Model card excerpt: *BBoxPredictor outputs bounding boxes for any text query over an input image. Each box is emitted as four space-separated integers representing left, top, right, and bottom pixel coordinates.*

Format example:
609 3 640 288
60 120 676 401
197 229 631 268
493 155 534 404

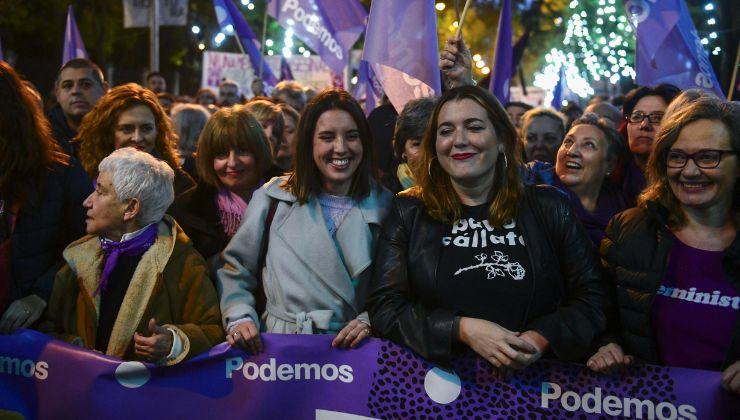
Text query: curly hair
76 83 180 178
0 61 68 207
406 85 522 227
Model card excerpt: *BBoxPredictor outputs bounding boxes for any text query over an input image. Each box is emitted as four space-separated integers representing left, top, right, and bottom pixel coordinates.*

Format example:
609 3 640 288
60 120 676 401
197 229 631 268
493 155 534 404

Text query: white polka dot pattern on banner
114 361 151 389
423 367 462 404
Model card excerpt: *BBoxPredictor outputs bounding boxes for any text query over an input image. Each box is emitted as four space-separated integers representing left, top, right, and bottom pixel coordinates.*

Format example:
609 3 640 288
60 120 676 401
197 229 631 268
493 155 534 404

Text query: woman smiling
368 86 604 370
554 113 627 245
589 97 740 394
169 105 273 264
217 89 392 353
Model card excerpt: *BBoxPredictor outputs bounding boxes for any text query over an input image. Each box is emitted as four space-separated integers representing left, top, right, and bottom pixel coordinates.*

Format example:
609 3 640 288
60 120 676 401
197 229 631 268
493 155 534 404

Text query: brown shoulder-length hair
283 88 376 203
404 85 522 227
77 83 179 178
196 104 274 188
639 97 740 227
0 61 68 207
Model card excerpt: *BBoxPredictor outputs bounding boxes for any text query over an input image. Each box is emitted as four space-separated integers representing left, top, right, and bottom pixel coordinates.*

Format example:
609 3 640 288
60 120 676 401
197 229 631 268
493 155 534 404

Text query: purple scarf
95 224 158 296
215 187 251 237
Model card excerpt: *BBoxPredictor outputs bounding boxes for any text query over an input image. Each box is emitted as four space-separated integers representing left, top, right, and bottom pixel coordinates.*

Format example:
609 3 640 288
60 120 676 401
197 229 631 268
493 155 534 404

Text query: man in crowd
218 79 243 107
146 71 167 94
49 58 109 157
272 80 307 112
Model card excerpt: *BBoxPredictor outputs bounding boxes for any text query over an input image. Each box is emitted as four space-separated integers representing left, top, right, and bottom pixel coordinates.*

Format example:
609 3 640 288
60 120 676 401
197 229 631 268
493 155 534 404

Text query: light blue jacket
217 177 393 334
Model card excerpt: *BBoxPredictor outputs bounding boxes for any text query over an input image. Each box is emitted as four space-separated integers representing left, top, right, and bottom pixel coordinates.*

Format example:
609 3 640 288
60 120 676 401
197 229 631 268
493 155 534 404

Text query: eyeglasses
665 149 738 169
627 112 664 124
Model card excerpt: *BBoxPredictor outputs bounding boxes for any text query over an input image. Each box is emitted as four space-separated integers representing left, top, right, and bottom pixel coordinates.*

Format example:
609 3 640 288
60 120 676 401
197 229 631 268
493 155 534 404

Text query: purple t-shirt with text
653 238 739 370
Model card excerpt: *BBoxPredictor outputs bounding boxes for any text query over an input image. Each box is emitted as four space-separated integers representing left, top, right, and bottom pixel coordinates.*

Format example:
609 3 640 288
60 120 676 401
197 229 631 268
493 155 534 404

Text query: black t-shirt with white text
436 204 532 331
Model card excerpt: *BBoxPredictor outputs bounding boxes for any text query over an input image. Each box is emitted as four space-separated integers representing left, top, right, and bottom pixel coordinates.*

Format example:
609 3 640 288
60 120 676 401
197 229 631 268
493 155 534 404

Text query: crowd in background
0 32 738 396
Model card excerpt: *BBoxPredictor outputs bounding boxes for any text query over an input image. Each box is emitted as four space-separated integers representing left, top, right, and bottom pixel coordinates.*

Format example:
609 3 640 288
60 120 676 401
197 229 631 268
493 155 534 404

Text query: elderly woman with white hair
41 147 223 365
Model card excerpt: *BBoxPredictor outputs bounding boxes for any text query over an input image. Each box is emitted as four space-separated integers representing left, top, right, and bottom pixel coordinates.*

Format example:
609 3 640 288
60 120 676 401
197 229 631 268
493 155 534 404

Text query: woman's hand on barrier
227 320 262 354
0 294 46 333
459 317 539 370
586 342 634 374
721 361 740 395
332 319 371 349
133 318 173 362
518 330 549 367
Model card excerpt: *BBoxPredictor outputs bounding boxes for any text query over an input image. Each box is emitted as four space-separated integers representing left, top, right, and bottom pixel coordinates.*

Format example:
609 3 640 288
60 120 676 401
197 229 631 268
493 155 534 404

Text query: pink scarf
215 188 249 237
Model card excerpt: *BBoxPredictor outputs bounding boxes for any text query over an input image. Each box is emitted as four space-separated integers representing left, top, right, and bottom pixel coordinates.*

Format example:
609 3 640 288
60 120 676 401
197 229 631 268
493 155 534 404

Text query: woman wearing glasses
615 84 679 205
587 97 740 395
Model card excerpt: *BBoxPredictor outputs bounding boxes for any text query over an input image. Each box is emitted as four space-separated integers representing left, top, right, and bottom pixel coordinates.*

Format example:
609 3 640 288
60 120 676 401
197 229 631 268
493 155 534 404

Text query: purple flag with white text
490 0 513 104
62 5 88 67
362 0 441 113
623 0 724 98
213 0 278 86
267 0 367 76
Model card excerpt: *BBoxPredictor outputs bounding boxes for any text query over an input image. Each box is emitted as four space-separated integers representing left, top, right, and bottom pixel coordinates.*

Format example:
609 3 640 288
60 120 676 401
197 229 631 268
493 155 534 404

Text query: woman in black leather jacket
367 86 605 369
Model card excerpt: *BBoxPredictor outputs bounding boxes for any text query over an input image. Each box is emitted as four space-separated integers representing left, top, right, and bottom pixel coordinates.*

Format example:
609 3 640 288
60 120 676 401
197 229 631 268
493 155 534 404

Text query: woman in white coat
218 89 393 353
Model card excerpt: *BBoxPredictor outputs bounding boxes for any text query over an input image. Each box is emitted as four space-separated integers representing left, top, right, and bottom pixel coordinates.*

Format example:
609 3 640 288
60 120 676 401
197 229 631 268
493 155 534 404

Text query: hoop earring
428 156 437 180
503 153 508 169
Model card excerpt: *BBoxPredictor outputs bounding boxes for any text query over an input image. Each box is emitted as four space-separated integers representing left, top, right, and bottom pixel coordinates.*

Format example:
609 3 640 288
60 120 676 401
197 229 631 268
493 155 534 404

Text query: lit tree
534 0 636 103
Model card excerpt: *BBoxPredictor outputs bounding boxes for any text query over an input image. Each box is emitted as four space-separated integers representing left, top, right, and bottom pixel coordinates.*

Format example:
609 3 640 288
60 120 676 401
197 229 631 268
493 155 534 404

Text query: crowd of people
0 32 738 397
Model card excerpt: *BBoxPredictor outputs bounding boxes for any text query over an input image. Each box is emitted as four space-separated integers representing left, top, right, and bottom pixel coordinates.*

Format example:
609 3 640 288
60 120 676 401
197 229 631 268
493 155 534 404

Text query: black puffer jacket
599 202 740 369
367 185 605 365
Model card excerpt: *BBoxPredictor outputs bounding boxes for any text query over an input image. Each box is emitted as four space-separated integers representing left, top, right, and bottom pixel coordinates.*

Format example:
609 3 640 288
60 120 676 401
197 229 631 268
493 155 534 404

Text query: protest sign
123 0 188 28
200 51 333 97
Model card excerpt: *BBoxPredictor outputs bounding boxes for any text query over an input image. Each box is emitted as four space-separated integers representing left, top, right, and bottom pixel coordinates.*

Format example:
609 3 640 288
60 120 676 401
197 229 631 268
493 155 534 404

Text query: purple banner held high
62 5 88 67
623 0 725 98
267 0 367 76
213 0 279 86
1 329 737 419
490 0 513 104
362 0 441 114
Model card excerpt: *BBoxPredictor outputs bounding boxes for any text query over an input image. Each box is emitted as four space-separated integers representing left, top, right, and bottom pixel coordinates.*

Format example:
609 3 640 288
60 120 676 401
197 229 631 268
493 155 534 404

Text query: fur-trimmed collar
61 215 179 359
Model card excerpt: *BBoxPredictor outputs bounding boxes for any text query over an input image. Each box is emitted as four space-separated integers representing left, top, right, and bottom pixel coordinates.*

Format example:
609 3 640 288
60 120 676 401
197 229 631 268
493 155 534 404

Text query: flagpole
258 3 269 79
455 0 472 38
729 40 740 101
149 0 160 71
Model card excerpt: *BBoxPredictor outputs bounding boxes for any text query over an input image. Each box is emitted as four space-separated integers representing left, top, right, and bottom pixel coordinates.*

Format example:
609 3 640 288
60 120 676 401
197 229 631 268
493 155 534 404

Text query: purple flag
362 0 441 113
213 0 279 86
352 60 382 116
279 56 294 81
624 0 724 98
490 0 513 104
267 0 367 75
62 5 88 67
551 66 566 110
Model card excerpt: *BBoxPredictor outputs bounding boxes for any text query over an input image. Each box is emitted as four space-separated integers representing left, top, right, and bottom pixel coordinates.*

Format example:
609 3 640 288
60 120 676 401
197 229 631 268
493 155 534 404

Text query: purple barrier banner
0 330 736 419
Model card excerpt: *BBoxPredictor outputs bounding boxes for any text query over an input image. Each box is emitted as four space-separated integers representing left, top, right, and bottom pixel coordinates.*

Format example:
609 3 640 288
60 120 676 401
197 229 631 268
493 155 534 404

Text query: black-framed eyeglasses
665 149 738 169
627 112 664 124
